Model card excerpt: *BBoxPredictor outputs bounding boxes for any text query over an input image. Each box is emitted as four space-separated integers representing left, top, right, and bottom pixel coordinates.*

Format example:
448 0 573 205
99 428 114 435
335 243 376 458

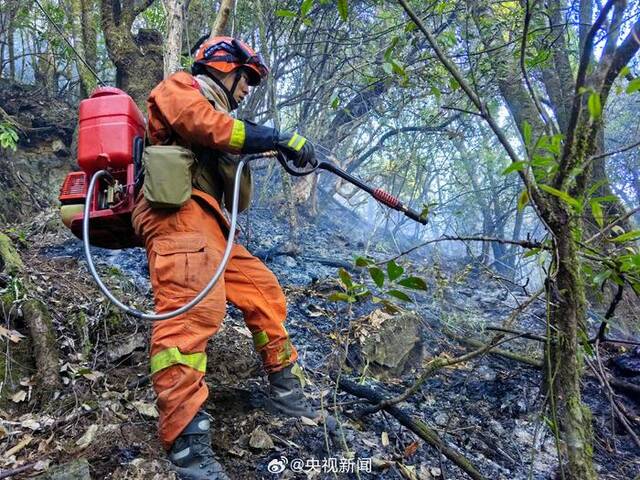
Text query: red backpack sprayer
59 88 426 320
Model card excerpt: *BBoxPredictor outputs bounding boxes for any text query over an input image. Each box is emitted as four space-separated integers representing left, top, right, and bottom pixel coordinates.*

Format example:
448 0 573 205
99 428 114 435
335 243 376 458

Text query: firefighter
132 36 317 480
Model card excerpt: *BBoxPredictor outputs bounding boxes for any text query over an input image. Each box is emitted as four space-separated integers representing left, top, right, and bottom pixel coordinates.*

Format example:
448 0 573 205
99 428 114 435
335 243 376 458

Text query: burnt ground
1 190 640 480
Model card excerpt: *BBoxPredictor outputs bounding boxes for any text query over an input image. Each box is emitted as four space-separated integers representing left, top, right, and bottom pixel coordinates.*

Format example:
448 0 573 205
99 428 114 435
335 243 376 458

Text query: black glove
276 131 316 168
240 122 316 168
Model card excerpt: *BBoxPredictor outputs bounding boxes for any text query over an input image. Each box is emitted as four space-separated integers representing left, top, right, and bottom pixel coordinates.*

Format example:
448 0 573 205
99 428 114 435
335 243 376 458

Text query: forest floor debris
0 205 638 479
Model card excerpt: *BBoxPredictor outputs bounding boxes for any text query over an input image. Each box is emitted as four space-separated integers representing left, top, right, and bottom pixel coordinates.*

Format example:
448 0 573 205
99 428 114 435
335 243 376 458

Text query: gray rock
280 255 297 268
37 459 91 480
51 139 69 157
489 419 505 436
249 426 274 450
355 310 423 379
477 365 497 382
107 332 146 363
434 412 449 427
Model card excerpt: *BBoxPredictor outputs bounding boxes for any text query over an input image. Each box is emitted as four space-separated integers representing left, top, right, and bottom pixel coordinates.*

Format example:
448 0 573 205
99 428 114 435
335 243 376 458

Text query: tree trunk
8 20 15 80
210 0 234 37
162 0 186 77
255 0 299 246
0 233 61 404
101 0 163 109
70 0 97 97
545 213 596 480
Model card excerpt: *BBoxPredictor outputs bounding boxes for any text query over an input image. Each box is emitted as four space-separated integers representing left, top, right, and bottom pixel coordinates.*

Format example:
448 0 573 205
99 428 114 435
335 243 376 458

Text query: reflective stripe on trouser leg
253 330 269 349
150 347 207 375
133 196 228 450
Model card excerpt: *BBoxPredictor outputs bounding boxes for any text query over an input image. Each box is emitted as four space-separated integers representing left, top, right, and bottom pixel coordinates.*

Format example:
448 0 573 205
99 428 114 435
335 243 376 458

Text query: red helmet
194 36 269 86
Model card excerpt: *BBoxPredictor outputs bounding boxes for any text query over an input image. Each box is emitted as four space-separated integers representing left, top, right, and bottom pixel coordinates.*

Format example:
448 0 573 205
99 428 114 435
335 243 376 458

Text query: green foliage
328 258 428 311
611 230 640 243
0 123 19 151
419 202 437 222
369 266 384 287
589 199 604 228
502 161 528 175
539 184 582 211
517 189 529 211
522 120 532 146
330 93 341 109
337 0 348 20
276 9 297 17
301 0 314 16
386 259 403 281
582 226 640 295
587 92 602 120
140 1 166 32
625 78 640 94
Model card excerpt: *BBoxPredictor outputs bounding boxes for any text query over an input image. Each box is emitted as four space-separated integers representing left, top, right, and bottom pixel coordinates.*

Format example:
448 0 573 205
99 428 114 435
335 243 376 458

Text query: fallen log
0 233 61 403
448 331 640 401
337 377 486 480
445 330 543 368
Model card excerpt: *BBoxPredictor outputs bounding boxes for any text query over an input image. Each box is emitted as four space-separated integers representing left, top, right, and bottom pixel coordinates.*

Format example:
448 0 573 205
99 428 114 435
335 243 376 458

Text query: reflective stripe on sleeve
150 347 207 375
230 119 246 149
287 133 307 152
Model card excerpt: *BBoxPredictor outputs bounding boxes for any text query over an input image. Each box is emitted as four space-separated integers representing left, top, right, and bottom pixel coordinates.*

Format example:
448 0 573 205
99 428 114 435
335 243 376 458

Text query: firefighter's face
222 70 251 104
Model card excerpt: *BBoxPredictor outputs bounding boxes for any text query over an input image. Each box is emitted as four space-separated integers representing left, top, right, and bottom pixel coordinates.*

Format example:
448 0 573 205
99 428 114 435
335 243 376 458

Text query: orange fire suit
132 71 297 450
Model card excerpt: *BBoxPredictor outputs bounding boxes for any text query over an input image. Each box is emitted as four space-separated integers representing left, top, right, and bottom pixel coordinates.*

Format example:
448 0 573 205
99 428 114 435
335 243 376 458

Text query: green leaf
404 21 417 32
619 66 630 77
275 9 297 17
430 86 441 101
522 120 532 146
387 289 411 302
590 200 604 228
382 62 393 75
531 155 557 168
449 77 460 91
337 0 348 20
390 59 406 77
592 270 611 288
517 189 529 212
354 288 371 299
369 267 385 287
611 230 640 243
588 92 602 120
338 268 353 288
591 195 618 203
354 256 373 267
330 94 340 109
539 184 581 209
301 0 313 16
585 179 608 197
626 78 640 94
502 161 528 175
523 247 541 258
328 292 355 302
386 260 404 281
435 0 448 14
397 277 427 290
578 329 594 357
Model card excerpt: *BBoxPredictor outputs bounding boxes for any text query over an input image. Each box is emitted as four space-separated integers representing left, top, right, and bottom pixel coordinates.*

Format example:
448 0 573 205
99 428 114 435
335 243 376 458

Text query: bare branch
382 235 546 265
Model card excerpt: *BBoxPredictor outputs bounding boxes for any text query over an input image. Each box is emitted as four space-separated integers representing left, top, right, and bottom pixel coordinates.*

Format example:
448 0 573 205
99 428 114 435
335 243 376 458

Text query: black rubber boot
267 363 319 419
168 410 230 480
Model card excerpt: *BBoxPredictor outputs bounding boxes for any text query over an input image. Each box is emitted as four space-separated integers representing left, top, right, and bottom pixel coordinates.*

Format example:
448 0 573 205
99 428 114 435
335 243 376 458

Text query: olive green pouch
142 145 195 209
